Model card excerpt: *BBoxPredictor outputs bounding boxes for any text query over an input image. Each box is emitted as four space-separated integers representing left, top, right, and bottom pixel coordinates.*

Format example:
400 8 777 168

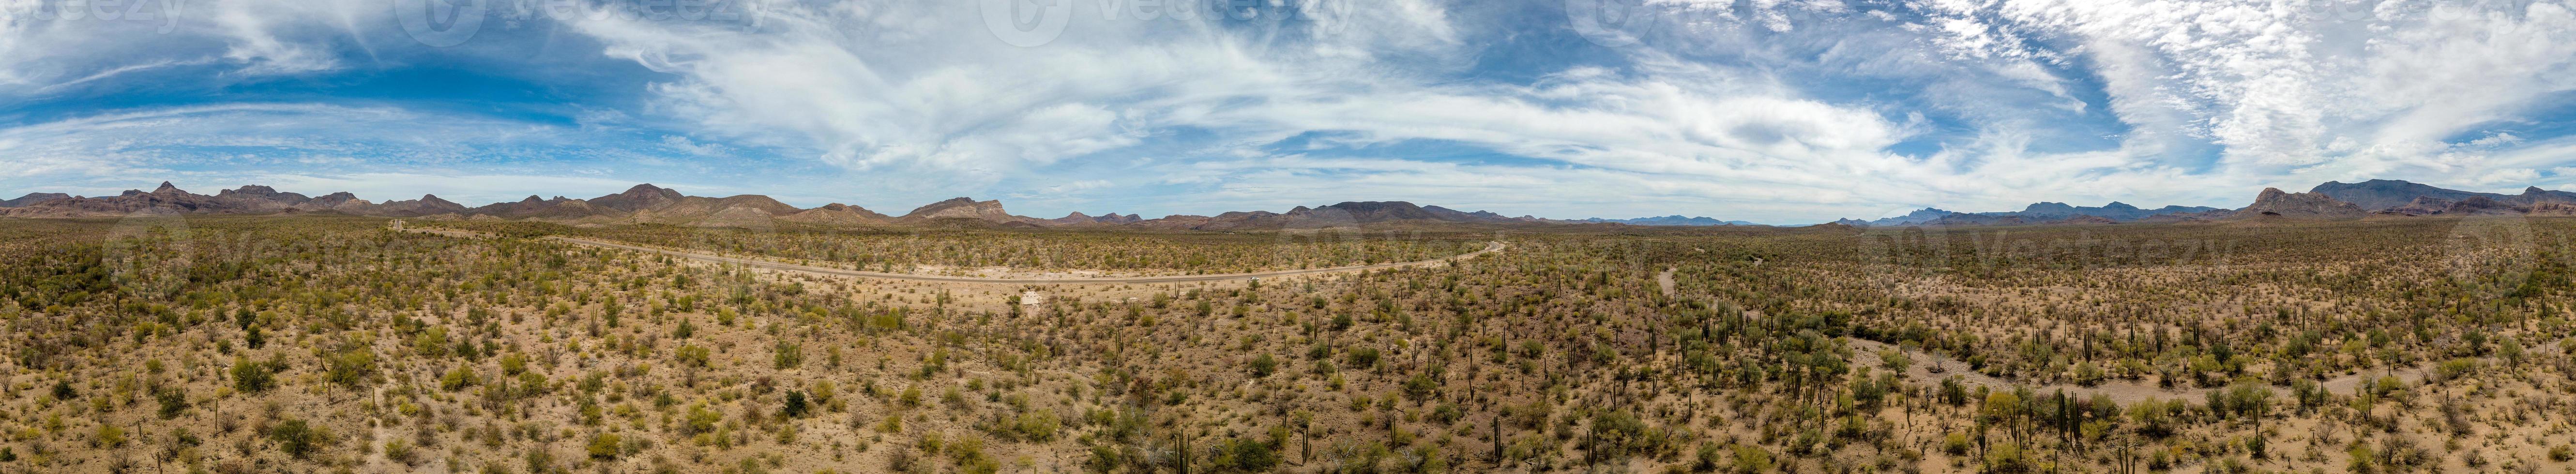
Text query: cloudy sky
3 0 2575 223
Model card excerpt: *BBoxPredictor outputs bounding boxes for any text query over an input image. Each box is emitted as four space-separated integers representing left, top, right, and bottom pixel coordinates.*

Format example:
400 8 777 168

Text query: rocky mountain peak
589 183 686 211
622 184 683 200
902 197 1018 222
216 185 309 204
2022 202 2076 212
311 191 361 206
2232 187 2364 220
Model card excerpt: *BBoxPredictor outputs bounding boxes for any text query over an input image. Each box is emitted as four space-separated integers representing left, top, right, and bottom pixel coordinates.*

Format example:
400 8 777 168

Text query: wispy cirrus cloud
4 0 2576 223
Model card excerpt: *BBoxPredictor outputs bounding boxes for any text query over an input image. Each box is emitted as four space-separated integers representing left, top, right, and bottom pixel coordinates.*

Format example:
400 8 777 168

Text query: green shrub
782 391 810 418
268 419 330 459
94 424 126 448
1731 444 1774 474
1013 411 1060 442
500 353 529 375
441 364 480 391
1249 354 1278 378
384 439 417 465
676 345 711 367
774 342 804 369
1347 346 1379 367
325 347 378 388
1219 437 1277 472
588 433 622 459
155 388 190 419
231 356 277 393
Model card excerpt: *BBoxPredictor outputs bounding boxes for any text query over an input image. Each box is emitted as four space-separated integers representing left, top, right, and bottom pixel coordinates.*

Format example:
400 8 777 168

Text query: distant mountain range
1844 202 2230 227
0 183 1574 231
2308 179 2576 213
1582 216 1766 226
1838 179 2576 227
12 178 2575 230
2229 179 2576 220
1926 179 2576 224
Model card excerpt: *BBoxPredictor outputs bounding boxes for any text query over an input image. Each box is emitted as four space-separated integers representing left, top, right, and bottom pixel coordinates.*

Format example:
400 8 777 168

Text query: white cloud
1896 0 2576 193
659 135 726 156
8 0 2576 222
558 0 1956 220
0 0 393 93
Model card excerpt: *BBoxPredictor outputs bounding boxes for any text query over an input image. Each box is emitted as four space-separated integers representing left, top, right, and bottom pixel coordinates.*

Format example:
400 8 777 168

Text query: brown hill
2312 179 2576 211
2442 196 2531 216
587 183 686 212
626 193 803 226
901 197 1036 224
452 185 810 226
1182 201 1525 230
2134 209 2232 223
0 182 272 217
2383 196 2454 216
2534 202 2576 216
469 195 617 220
780 203 894 225
2046 215 2119 225
318 194 470 217
308 191 361 207
1044 212 1144 226
2311 179 2498 211
2228 188 2365 220
0 192 71 207
1918 214 2028 226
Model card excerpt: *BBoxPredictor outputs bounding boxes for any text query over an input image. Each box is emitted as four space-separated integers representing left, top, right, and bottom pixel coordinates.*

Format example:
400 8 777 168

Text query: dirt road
1657 267 1676 296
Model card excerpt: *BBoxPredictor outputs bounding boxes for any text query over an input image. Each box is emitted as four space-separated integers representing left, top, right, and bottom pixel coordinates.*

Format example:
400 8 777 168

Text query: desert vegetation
439 220 1485 278
3 214 2576 474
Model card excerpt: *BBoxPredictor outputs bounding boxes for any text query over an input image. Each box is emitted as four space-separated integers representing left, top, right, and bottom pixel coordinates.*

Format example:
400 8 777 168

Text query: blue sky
5 0 2576 223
